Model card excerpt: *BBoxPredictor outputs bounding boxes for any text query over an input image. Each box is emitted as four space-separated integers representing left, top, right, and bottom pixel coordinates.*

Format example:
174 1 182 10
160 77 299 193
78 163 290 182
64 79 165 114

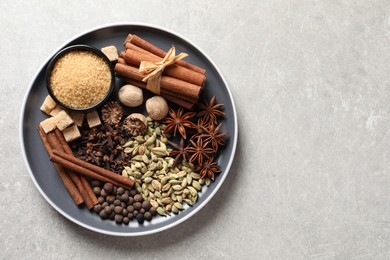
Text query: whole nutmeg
118 84 143 107
145 96 169 120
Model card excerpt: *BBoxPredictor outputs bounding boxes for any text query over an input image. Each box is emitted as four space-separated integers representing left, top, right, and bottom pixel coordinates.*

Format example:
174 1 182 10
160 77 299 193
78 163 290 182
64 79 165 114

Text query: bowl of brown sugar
46 45 115 112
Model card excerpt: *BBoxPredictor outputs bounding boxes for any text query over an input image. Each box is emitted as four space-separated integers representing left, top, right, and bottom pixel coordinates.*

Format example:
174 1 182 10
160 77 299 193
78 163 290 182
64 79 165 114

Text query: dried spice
101 101 123 125
186 137 214 166
163 107 196 140
194 158 221 181
121 119 202 215
196 96 225 125
91 180 157 224
164 99 227 182
72 123 130 173
200 123 227 151
122 113 147 136
168 138 189 167
189 117 208 141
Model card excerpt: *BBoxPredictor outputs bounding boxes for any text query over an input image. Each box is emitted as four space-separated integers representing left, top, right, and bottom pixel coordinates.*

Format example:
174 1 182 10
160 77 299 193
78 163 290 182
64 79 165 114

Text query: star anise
164 107 196 139
201 123 227 151
168 138 189 167
189 117 208 141
196 96 225 125
195 158 221 181
186 137 214 166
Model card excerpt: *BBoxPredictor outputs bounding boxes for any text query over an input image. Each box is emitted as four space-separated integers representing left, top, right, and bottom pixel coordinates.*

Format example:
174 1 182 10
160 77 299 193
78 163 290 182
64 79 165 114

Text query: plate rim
19 22 238 236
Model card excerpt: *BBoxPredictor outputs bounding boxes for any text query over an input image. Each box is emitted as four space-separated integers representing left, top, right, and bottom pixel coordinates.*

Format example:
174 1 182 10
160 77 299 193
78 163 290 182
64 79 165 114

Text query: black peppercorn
97 196 105 204
144 212 152 221
120 193 129 202
93 204 102 213
91 180 100 187
114 206 123 214
100 189 108 197
115 214 123 224
93 187 101 196
133 202 142 210
104 206 112 214
99 210 107 219
136 213 144 224
149 207 157 216
142 201 151 211
103 183 113 193
117 187 125 195
127 205 134 213
133 194 143 202
122 209 129 217
106 195 115 204
129 189 137 197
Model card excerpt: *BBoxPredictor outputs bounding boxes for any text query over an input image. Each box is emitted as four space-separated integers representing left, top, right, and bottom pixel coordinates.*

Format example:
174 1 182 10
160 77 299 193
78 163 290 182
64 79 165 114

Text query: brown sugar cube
49 105 63 117
69 111 85 127
40 95 57 115
40 117 56 133
53 110 74 131
40 103 51 115
62 125 81 142
101 46 118 62
86 111 101 128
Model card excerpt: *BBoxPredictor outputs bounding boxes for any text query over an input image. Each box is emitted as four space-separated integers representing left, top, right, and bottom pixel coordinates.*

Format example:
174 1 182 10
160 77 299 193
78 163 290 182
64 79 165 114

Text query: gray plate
20 23 238 236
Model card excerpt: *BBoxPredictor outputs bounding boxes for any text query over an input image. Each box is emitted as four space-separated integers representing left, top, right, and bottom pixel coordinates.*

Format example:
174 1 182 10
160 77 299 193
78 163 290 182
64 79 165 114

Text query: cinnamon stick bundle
116 34 207 109
115 63 202 100
123 49 206 86
124 34 206 75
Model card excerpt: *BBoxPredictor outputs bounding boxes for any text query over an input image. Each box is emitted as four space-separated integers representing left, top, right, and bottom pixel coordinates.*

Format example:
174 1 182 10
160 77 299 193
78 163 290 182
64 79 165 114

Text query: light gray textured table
3 1 390 259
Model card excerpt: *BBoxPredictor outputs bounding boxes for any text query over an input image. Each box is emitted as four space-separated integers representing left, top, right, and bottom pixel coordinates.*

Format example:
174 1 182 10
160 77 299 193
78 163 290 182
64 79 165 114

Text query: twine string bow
139 46 188 94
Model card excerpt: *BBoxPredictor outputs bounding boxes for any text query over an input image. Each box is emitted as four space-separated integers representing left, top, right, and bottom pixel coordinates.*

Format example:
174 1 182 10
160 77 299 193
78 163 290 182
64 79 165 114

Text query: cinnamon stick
50 130 94 209
50 152 131 189
124 34 206 75
54 129 73 154
46 129 94 207
124 49 206 86
53 163 84 206
125 42 152 56
54 129 98 208
38 126 53 155
51 149 134 189
114 62 201 100
38 127 84 206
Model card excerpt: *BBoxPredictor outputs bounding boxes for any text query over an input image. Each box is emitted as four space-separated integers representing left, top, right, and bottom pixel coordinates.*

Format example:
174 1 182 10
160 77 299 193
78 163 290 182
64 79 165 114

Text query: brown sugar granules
50 50 111 109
